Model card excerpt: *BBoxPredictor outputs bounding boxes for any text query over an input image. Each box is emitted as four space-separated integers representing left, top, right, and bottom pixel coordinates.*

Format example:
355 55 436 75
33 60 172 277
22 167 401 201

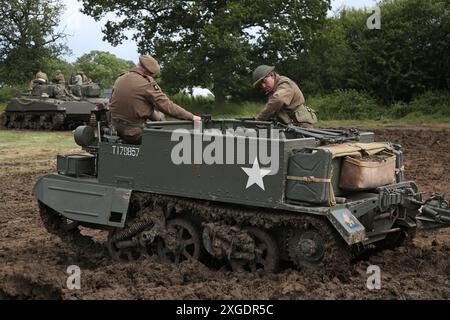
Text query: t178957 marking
112 145 140 157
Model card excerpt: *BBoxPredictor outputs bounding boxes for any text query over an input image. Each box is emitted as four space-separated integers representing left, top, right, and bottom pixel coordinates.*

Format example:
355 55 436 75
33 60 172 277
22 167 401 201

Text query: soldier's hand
192 115 202 121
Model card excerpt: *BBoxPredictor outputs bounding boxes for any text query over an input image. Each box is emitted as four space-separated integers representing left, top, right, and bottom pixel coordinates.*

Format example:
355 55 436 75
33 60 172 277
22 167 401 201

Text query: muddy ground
0 127 449 300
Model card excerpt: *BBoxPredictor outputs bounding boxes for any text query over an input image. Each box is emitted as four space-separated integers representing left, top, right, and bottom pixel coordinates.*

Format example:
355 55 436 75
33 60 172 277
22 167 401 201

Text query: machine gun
277 123 360 144
236 117 361 144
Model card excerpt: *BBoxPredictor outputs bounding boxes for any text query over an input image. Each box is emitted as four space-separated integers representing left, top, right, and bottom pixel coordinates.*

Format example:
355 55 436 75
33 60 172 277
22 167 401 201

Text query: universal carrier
33 119 450 271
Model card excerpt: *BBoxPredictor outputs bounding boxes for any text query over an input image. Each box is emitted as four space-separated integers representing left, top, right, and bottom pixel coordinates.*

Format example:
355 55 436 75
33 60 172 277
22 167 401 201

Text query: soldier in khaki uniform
52 71 73 98
71 73 83 85
252 65 317 127
109 55 201 144
70 72 83 97
28 71 49 92
79 71 92 84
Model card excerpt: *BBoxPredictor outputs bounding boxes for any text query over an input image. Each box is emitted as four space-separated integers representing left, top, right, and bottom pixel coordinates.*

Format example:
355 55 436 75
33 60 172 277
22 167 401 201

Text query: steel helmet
252 65 275 87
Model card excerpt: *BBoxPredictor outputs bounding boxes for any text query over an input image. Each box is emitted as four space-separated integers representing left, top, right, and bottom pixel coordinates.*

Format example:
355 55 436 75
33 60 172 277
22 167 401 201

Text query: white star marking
241 158 271 191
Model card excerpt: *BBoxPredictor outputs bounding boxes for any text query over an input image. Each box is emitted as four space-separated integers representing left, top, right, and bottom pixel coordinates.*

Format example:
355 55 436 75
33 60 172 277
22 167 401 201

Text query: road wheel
230 227 280 273
157 218 202 264
51 113 65 130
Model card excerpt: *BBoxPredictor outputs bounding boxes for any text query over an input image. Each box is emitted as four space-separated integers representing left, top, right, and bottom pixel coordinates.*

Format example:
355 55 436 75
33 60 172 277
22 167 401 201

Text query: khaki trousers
112 119 144 145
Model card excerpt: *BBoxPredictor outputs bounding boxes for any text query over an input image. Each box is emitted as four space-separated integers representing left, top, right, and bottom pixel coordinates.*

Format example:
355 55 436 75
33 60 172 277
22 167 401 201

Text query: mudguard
33 174 131 227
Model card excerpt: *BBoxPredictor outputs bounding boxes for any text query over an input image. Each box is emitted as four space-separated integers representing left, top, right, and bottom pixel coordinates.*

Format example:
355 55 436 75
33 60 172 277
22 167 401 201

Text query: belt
285 104 303 116
112 118 144 128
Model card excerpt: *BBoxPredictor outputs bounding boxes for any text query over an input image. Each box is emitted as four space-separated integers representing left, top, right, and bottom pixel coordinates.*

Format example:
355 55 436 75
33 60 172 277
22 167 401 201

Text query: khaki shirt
256 75 305 122
109 67 193 124
73 75 83 85
81 74 92 84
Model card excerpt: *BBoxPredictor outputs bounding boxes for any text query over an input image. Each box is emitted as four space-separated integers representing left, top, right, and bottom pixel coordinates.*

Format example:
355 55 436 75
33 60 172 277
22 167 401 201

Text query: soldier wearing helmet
109 55 201 144
28 71 49 92
51 70 73 98
52 70 66 85
71 72 83 86
252 65 317 127
79 71 92 84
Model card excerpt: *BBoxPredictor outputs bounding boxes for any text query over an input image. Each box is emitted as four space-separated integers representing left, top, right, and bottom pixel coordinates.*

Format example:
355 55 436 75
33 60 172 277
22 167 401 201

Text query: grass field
0 130 80 175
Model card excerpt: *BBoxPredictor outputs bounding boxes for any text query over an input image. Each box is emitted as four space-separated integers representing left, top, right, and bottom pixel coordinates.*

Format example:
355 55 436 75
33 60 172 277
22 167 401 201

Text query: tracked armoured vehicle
1 83 108 130
33 119 450 271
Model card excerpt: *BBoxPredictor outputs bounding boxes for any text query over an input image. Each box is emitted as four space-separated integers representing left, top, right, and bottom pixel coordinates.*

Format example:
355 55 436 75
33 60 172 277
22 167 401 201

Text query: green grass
318 114 450 127
209 102 263 119
396 112 450 124
0 130 81 175
164 101 264 120
0 130 78 151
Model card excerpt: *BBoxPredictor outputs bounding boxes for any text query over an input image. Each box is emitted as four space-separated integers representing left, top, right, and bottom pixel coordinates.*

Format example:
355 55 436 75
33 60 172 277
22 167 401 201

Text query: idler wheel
38 201 80 237
38 201 95 249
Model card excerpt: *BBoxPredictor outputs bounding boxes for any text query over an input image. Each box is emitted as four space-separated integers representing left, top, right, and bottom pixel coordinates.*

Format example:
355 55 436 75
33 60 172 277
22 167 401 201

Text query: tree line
1 0 449 107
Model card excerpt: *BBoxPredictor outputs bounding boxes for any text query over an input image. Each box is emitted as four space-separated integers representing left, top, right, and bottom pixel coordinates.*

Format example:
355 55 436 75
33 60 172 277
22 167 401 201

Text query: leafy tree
304 0 450 103
81 0 331 106
0 0 68 85
372 0 450 102
289 16 360 96
73 51 134 88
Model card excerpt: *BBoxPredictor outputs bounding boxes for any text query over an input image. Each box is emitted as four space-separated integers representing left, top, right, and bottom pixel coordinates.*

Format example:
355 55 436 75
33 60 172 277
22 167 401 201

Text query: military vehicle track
1 111 66 130
40 192 354 273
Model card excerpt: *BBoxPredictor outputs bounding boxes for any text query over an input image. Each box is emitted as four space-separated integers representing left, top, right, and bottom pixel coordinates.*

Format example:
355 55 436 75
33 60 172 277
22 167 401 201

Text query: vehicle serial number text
112 145 140 157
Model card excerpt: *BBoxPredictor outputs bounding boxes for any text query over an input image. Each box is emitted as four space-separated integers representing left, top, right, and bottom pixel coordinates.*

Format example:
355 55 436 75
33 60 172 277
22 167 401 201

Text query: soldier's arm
255 84 294 121
145 84 194 120
28 80 34 92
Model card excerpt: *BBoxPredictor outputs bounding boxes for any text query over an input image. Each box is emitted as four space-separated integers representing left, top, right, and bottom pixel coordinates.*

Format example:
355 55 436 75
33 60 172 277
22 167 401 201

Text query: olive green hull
33 120 425 247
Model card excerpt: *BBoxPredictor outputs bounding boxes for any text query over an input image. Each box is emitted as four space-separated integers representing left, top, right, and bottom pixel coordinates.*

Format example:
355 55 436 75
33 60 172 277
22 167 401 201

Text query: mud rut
0 128 449 299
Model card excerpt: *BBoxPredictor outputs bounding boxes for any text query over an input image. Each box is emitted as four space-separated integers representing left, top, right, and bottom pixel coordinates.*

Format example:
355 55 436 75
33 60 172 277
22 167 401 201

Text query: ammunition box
57 154 95 177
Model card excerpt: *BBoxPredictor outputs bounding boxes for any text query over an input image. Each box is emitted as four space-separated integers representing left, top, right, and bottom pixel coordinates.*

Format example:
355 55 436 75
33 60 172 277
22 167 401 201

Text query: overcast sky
60 0 378 64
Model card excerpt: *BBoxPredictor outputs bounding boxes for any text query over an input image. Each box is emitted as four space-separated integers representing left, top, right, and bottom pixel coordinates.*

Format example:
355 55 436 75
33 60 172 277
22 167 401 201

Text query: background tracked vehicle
33 119 450 272
1 83 108 130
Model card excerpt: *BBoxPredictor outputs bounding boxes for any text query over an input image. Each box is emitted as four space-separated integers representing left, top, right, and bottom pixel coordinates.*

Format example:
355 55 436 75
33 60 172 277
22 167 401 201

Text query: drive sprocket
286 216 353 272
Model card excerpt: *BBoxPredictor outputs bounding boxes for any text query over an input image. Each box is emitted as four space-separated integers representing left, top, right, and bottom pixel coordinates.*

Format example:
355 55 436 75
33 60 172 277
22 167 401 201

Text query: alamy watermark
170 121 281 175
366 6 381 30
66 265 81 290
366 265 381 290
